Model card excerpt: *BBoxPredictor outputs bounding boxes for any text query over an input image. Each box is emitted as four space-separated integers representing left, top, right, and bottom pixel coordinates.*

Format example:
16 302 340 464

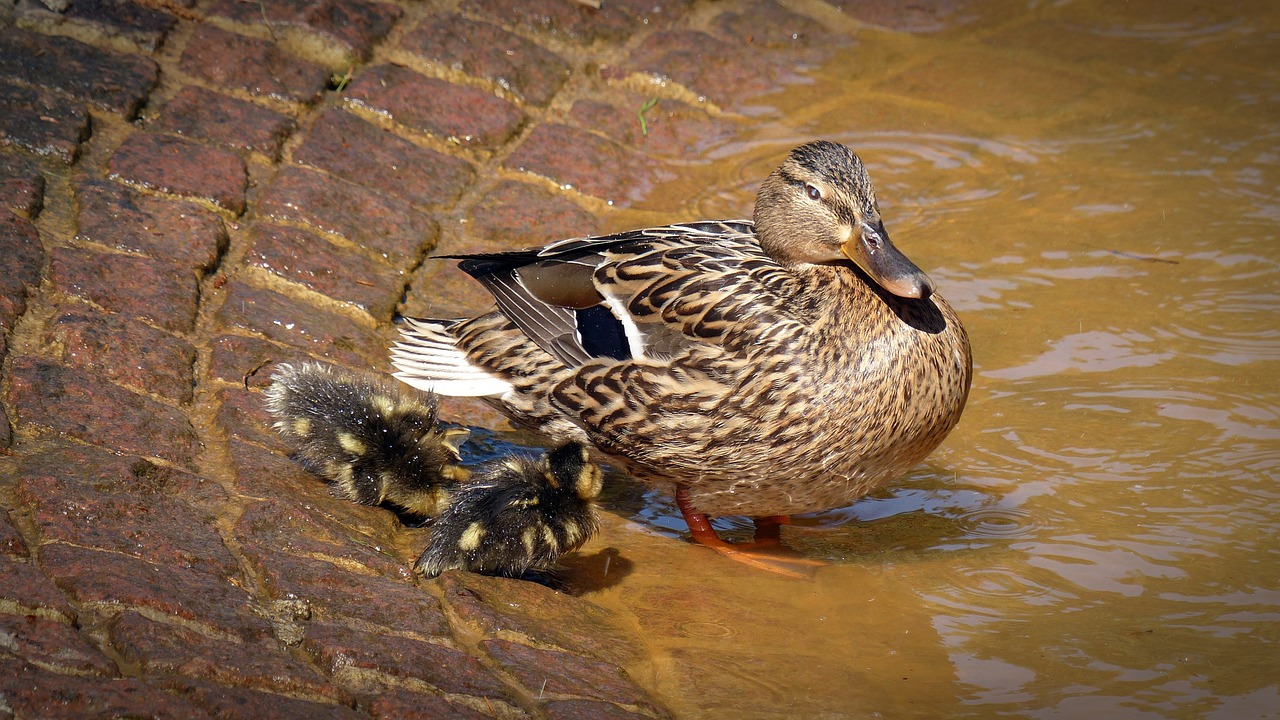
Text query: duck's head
754 140 935 299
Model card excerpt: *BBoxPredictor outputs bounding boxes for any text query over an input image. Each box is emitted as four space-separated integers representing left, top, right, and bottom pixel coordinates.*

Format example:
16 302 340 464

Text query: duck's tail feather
391 317 513 397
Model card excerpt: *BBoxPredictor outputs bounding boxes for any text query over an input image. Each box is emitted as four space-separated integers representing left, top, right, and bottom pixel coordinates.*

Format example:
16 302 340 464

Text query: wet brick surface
0 1 881 715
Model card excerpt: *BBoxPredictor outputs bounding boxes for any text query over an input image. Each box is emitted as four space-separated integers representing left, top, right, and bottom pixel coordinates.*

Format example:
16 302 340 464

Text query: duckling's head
754 140 935 299
542 442 603 501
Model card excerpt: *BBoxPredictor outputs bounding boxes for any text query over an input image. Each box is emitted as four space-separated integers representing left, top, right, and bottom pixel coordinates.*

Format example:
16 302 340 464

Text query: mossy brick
0 154 45 215
166 679 368 720
0 82 91 164
505 123 674 206
567 97 740 158
244 223 405 321
75 179 227 271
482 639 658 708
39 543 271 641
302 622 517 701
0 27 158 117
180 24 329 105
155 86 295 159
0 658 207 720
258 166 439 267
109 132 248 214
7 357 202 467
46 307 197 404
0 613 119 677
49 245 199 332
343 64 524 149
108 610 350 705
295 109 474 209
401 15 569 106
827 0 977 33
20 0 177 54
14 445 234 575
367 687 493 720
0 211 44 331
214 280 387 367
205 0 401 58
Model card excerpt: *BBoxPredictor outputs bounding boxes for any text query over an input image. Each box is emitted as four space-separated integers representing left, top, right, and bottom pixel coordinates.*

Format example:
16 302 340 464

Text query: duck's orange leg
675 487 819 580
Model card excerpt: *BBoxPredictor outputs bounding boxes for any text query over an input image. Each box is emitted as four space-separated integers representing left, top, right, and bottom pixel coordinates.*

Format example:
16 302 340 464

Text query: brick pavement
0 0 948 716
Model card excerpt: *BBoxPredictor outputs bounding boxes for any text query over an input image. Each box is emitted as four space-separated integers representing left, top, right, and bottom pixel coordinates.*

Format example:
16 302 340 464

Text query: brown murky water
547 1 1280 718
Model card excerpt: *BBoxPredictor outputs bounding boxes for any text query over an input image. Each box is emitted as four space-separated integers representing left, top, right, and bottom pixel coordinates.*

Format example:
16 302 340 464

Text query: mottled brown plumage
392 140 972 523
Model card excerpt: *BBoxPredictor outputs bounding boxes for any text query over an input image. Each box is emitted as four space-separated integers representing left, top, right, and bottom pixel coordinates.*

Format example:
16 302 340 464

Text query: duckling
265 362 470 517
416 442 602 579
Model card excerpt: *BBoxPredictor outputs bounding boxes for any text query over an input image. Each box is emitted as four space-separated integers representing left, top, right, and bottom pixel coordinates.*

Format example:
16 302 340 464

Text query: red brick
19 0 177 54
545 699 662 720
249 549 450 634
244 223 404 321
829 0 977 33
461 0 690 44
402 15 569 106
0 82 92 164
14 445 234 575
108 610 349 704
567 96 741 158
180 24 329 105
0 555 78 623
343 64 524 149
214 280 387 366
0 153 45 215
622 29 794 112
258 166 439 267
0 657 207 720
155 86 295 159
225 439 334 506
0 211 44 331
0 513 29 559
505 123 675 206
302 622 517 701
467 179 599 245
7 357 202 468
712 0 849 51
217 385 291 452
49 245 200 332
109 132 248 214
367 687 492 720
208 334 318 390
437 572 642 669
0 613 118 677
75 179 227 271
46 307 197 403
295 109 474 208
0 27 159 117
206 0 401 58
40 543 271 640
482 639 657 707
167 679 367 720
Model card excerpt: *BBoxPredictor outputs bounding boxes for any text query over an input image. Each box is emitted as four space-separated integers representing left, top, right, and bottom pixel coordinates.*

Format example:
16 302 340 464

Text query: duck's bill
841 224 935 299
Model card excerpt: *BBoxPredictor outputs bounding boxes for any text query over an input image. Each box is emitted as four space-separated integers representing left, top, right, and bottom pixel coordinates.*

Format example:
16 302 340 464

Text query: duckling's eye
805 184 822 200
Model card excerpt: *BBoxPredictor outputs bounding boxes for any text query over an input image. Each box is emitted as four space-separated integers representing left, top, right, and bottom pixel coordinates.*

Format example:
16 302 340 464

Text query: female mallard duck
391 140 972 575
418 442 602 580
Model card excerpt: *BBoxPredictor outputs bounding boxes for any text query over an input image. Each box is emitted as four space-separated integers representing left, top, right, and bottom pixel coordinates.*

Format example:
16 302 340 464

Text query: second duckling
417 442 603 579
265 362 471 517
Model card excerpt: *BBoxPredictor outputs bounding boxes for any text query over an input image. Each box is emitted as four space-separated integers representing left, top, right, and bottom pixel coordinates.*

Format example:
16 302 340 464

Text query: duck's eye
805 184 821 200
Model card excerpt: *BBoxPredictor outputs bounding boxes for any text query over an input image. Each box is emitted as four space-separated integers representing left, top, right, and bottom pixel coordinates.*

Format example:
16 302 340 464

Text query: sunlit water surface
469 1 1280 717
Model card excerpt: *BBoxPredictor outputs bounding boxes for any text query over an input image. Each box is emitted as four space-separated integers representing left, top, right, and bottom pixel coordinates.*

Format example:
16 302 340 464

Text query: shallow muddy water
487 1 1280 717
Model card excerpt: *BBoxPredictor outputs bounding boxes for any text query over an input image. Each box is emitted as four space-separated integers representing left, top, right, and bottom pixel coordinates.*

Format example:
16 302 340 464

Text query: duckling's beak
840 221 935 299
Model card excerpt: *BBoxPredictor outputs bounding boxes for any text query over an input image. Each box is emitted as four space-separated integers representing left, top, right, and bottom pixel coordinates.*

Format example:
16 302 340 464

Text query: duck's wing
449 220 807 368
